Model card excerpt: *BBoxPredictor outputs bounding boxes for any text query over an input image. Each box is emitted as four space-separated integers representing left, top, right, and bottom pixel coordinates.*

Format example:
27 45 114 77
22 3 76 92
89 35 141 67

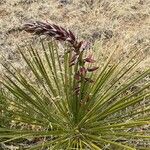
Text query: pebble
92 31 102 40
103 30 113 39
58 0 71 5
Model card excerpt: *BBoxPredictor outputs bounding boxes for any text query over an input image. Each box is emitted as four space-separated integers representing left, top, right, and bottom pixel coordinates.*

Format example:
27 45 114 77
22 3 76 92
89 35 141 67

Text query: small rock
0 9 8 17
13 0 37 6
131 6 137 10
58 0 71 5
137 39 144 44
7 53 14 60
92 31 102 40
0 0 6 5
20 0 37 4
103 30 113 39
139 0 144 5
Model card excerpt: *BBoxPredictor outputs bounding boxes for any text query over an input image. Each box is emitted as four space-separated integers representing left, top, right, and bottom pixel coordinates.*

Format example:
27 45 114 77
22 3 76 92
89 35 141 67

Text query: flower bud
87 67 99 72
79 67 87 76
84 54 95 63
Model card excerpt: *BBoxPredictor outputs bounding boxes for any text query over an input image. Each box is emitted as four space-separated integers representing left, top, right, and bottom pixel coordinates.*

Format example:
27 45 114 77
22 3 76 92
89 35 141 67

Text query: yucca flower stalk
24 21 98 100
0 21 150 150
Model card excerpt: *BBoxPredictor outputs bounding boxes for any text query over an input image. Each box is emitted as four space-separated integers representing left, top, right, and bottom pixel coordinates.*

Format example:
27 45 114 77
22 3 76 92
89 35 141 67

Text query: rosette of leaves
0 21 150 150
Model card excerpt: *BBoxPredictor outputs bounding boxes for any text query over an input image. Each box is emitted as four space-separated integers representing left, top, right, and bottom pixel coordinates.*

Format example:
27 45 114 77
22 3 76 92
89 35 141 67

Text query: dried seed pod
87 67 99 72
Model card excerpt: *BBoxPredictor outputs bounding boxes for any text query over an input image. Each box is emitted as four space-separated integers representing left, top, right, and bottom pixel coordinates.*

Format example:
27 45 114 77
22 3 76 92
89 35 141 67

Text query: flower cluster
23 21 79 50
70 45 99 83
23 21 99 94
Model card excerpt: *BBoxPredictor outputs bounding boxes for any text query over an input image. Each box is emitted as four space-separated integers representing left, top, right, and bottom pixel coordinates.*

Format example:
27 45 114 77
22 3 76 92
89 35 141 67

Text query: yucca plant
0 21 150 150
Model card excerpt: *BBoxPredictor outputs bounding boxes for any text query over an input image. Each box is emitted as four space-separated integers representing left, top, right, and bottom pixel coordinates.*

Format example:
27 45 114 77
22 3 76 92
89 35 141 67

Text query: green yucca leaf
85 134 136 150
0 39 149 149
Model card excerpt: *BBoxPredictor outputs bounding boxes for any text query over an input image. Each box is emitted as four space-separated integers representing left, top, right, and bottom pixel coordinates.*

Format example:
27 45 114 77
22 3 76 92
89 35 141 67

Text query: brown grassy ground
0 0 150 74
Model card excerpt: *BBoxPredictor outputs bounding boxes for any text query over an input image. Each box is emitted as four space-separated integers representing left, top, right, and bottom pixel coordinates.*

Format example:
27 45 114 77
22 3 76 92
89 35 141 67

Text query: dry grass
0 0 150 74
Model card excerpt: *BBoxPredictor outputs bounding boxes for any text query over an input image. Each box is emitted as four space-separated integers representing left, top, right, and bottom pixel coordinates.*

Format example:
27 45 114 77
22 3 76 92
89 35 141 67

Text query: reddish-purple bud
87 67 99 72
75 41 83 52
79 67 87 76
68 30 76 42
84 54 95 63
